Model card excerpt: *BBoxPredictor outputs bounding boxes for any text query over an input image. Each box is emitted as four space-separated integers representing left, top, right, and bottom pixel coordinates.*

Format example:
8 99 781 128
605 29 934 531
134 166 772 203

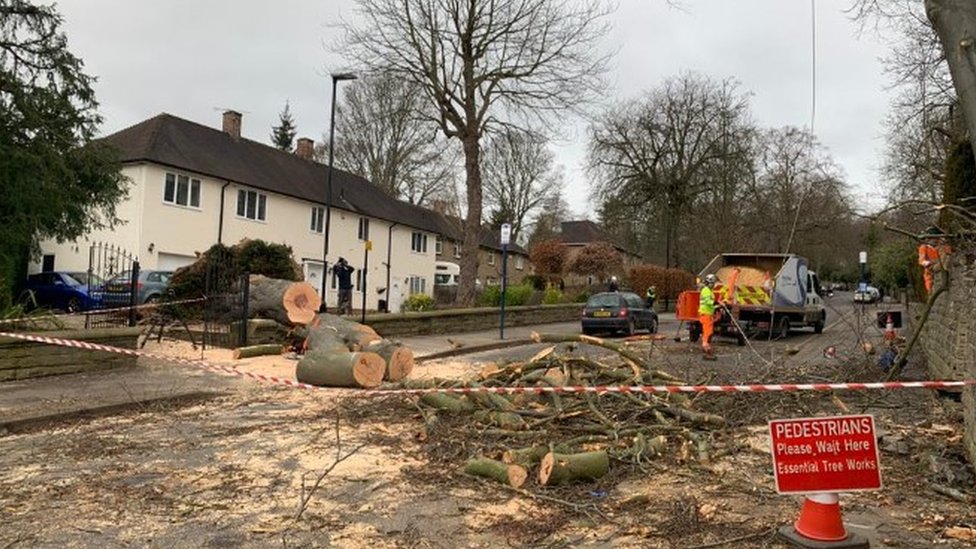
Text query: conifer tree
271 101 297 151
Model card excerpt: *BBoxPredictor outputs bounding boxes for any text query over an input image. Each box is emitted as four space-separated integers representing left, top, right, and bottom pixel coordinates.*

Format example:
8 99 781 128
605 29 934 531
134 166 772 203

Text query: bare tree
526 191 570 247
481 129 562 244
340 0 612 305
588 73 753 268
315 75 458 206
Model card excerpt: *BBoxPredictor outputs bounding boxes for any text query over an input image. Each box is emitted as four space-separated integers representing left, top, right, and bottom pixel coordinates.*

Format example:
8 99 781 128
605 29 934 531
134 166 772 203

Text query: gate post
128 261 140 327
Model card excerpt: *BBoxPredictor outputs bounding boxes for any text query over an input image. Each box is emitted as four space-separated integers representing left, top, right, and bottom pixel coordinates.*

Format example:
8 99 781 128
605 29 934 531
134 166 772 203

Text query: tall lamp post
320 72 358 312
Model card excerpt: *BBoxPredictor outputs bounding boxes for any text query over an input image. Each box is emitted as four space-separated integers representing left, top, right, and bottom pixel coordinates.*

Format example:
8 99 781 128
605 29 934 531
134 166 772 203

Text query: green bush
478 284 534 306
543 287 562 304
404 293 435 312
237 239 301 281
522 274 547 290
170 240 301 301
575 291 590 303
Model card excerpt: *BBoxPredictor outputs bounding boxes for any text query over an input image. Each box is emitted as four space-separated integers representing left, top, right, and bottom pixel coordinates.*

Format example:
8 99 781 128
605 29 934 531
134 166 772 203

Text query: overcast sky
60 0 894 217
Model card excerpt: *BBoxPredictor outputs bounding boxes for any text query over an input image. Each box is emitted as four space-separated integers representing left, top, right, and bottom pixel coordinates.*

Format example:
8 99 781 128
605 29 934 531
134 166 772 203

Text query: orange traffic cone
884 313 896 342
794 494 847 541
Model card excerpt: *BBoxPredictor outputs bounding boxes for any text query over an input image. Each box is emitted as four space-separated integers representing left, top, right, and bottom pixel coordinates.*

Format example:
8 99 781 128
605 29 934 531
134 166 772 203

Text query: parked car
853 286 880 304
21 272 105 313
101 270 174 308
581 291 658 336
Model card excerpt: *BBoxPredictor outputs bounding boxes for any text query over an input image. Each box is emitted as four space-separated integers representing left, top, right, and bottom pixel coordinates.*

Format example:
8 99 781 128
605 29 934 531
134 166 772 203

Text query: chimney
222 110 242 139
296 137 314 159
431 199 448 215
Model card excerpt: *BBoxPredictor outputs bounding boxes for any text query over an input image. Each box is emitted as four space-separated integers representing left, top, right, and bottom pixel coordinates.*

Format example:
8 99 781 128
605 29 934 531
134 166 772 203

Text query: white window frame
358 217 370 241
435 236 443 255
454 243 461 259
409 276 427 294
515 255 524 270
310 206 324 233
487 251 496 266
163 172 202 209
236 188 268 222
411 232 428 253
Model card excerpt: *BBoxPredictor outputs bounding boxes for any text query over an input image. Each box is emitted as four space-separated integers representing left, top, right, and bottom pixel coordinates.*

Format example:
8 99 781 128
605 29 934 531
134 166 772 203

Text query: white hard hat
611 276 617 281
704 274 717 285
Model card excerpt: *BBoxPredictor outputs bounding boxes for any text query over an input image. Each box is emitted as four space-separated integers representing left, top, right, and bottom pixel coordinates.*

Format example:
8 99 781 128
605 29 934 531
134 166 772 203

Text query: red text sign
769 414 882 494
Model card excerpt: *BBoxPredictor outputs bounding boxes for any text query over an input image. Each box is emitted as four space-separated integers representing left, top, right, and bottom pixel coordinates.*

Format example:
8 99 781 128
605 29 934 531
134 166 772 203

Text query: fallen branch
295 413 368 520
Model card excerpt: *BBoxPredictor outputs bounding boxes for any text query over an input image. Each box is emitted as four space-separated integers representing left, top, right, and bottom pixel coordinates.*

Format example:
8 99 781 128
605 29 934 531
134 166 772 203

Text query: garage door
157 252 196 272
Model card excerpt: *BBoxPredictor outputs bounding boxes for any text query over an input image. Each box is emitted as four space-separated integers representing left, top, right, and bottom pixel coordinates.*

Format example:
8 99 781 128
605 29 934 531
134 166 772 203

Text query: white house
33 111 443 312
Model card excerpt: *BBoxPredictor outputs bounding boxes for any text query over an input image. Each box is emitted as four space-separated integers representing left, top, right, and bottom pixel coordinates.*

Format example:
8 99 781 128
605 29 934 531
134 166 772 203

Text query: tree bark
248 275 321 325
296 349 385 388
502 444 571 467
363 339 415 381
419 393 475 413
927 0 976 161
463 458 528 488
538 450 610 485
457 134 483 307
232 344 284 360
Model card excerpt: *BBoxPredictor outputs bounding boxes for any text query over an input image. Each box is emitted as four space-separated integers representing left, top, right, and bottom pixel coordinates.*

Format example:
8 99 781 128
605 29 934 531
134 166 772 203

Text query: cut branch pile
406 331 726 488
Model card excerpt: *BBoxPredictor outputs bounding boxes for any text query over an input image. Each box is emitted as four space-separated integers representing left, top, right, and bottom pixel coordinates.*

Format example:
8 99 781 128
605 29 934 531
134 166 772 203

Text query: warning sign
769 414 882 494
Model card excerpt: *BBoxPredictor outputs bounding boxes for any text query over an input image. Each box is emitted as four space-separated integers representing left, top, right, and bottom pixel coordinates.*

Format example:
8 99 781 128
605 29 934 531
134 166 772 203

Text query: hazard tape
0 297 209 326
0 331 973 397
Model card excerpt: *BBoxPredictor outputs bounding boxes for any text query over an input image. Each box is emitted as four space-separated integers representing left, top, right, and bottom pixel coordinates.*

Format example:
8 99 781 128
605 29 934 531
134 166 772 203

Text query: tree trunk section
232 344 284 360
457 134 483 307
502 444 571 466
538 450 610 485
248 275 321 325
364 340 415 381
419 393 474 413
927 0 976 161
296 349 385 388
463 458 528 488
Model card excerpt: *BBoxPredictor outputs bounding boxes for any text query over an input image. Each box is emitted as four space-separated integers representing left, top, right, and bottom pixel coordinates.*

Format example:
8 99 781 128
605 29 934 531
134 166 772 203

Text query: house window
237 189 267 221
487 276 496 285
408 276 427 294
411 232 428 253
487 252 496 266
454 243 461 259
516 256 524 270
435 236 443 255
358 217 370 241
356 269 364 291
164 173 201 208
310 207 324 233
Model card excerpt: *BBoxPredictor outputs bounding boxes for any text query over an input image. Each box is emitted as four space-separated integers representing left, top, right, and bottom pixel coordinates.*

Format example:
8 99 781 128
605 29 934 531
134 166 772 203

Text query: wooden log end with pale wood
365 340 415 381
538 450 609 485
296 349 385 388
248 275 321 326
463 458 528 488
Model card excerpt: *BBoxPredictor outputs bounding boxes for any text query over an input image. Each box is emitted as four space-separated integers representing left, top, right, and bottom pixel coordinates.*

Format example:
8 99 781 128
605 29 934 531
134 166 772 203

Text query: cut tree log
472 410 525 430
248 275 321 325
419 393 474 413
296 349 385 388
502 444 571 466
232 344 285 360
364 340 414 381
463 458 528 488
538 450 609 485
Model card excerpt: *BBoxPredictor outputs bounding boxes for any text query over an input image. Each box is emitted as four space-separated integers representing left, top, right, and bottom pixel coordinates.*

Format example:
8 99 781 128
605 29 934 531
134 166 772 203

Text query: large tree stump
538 450 609 485
463 458 528 488
249 275 321 325
296 349 385 388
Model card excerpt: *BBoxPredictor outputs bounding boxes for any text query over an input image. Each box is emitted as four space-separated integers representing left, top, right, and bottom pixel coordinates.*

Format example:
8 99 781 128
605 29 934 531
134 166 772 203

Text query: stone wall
914 254 976 467
367 303 581 337
0 328 141 382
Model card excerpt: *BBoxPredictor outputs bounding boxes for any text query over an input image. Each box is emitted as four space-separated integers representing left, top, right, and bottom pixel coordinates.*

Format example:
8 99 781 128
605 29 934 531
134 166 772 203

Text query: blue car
21 272 105 313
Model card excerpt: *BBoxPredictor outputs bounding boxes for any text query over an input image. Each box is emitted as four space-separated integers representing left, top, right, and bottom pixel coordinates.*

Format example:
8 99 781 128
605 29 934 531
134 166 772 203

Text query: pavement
0 318 626 433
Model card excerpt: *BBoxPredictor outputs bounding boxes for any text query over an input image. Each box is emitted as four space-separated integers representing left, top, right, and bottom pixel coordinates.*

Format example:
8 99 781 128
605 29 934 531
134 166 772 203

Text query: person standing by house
334 257 355 315
608 276 619 292
645 285 657 310
699 274 718 361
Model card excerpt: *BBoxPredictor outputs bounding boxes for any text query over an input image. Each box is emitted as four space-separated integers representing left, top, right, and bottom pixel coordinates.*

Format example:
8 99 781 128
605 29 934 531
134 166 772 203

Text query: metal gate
201 250 249 349
85 242 140 328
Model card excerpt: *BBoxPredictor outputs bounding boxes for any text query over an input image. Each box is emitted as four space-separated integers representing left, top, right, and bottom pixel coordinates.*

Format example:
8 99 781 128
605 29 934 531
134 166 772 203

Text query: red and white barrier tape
1 331 973 396
0 297 208 326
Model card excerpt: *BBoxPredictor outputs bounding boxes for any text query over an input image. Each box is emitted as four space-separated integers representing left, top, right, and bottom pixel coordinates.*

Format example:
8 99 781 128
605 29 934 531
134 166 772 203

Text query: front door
304 261 325 301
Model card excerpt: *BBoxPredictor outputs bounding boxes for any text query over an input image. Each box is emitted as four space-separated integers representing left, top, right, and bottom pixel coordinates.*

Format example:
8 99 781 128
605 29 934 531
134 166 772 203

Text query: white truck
678 253 827 344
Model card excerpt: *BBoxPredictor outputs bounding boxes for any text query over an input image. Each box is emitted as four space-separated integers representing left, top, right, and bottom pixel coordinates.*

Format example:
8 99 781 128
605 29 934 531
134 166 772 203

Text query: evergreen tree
271 101 297 151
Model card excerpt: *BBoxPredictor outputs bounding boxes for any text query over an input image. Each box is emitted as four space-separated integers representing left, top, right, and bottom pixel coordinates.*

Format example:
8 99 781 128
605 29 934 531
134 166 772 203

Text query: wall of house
36 162 437 312
477 249 530 286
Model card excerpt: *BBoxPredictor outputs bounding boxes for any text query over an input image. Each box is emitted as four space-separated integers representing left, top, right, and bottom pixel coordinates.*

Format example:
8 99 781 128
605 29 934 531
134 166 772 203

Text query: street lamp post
320 72 358 312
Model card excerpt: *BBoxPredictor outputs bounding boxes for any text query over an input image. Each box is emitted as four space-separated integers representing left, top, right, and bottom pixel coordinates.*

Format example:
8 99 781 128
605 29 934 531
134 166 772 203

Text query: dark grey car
581 291 659 336
102 270 173 307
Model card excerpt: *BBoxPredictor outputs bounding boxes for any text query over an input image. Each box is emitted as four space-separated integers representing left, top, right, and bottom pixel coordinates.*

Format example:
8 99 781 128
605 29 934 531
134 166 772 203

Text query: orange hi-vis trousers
700 313 714 352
